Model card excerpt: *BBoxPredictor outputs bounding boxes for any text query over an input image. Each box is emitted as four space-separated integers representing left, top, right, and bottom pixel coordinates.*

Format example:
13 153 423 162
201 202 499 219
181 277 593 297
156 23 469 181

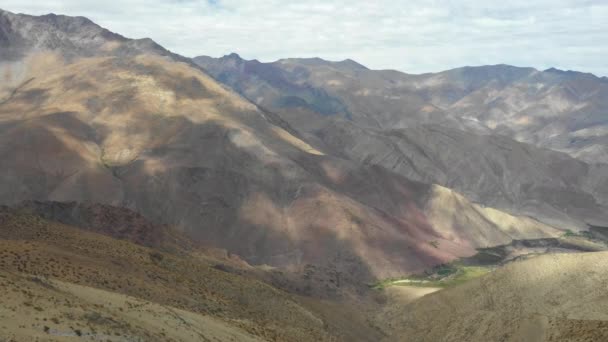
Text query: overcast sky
3 0 608 76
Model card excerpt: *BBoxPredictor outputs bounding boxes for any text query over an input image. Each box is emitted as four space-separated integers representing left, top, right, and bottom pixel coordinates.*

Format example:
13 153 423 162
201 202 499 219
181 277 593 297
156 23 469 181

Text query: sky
2 0 608 76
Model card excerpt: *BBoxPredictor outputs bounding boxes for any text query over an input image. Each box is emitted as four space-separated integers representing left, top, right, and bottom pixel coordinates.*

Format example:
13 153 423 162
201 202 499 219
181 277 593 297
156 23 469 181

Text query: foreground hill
0 270 265 342
383 251 608 341
0 206 385 341
0 8 569 281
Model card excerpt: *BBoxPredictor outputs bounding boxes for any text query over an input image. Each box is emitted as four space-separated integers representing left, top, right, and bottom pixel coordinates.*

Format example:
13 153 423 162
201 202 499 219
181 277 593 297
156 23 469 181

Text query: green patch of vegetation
562 229 596 240
372 264 493 290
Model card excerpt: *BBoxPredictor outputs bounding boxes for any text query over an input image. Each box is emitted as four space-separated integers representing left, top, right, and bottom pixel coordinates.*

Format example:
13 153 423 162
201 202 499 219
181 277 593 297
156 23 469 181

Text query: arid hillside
0 9 569 281
196 54 608 164
196 54 608 230
1 7 608 342
0 206 387 341
383 251 608 342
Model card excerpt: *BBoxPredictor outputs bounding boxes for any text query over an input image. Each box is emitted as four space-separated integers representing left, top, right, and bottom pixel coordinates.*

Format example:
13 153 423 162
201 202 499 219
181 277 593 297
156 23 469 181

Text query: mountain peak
543 67 600 80
224 52 243 59
0 8 129 60
337 58 369 70
276 56 368 72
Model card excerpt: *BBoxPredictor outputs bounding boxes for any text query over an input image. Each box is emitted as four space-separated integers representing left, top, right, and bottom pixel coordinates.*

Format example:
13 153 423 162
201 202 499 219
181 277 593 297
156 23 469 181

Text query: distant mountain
196 55 608 164
0 9 184 60
196 54 608 229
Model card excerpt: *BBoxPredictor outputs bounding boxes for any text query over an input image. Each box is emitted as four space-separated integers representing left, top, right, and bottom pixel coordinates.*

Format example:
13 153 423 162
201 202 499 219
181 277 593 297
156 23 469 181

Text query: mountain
382 251 608 341
196 55 608 164
2 7 608 342
196 54 608 230
0 205 383 341
0 8 570 290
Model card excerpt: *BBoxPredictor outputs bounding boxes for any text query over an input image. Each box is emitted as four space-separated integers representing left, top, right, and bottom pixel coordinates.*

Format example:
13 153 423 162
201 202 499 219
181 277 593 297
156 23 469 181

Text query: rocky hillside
0 206 386 341
2 7 608 342
196 54 608 164
195 54 608 230
0 8 570 281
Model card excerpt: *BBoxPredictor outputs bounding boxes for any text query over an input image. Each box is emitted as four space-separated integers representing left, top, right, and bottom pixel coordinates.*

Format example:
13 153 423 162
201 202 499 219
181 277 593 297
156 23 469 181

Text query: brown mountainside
195 54 608 230
0 9 566 280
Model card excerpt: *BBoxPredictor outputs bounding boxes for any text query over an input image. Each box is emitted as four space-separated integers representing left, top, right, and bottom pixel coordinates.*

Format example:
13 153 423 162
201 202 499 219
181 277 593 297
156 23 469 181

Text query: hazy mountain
196 54 608 164
196 54 608 230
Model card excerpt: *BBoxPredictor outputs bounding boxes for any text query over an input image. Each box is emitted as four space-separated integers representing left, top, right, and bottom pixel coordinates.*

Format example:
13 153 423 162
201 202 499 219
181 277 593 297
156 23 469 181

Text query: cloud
2 0 607 76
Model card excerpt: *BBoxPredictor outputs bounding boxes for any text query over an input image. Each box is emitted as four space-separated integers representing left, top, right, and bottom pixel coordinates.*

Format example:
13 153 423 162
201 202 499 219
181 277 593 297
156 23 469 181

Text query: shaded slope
197 55 608 164
316 121 608 230
195 55 608 230
13 200 194 253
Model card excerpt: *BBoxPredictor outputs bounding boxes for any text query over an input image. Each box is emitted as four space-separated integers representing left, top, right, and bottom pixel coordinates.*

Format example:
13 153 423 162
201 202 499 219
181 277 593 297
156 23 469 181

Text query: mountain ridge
0 9 585 281
2 8 608 342
201 52 608 80
195 53 608 230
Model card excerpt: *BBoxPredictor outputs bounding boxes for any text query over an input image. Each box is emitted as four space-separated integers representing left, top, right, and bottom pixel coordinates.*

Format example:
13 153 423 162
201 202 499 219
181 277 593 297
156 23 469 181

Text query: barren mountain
195 54 608 230
2 7 608 342
0 205 386 341
196 54 608 164
0 8 570 282
383 252 608 342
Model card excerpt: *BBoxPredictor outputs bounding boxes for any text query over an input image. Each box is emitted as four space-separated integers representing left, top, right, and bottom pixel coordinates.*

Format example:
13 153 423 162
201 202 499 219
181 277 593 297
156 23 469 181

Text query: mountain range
195 53 608 164
1 7 608 341
196 53 608 229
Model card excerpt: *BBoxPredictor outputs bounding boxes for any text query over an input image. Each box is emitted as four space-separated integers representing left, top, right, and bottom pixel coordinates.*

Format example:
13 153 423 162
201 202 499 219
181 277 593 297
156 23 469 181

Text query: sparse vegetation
373 263 493 289
0 208 365 341
562 229 597 241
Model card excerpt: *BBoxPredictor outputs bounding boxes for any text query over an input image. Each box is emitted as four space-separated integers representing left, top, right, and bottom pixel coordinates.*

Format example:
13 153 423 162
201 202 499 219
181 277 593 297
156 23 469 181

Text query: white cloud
2 0 607 76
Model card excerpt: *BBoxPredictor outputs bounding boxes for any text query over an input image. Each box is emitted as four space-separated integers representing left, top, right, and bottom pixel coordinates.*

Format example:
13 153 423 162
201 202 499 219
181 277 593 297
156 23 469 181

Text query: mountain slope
196 54 608 164
0 270 265 342
0 206 386 341
383 251 608 341
195 54 608 230
0 9 570 281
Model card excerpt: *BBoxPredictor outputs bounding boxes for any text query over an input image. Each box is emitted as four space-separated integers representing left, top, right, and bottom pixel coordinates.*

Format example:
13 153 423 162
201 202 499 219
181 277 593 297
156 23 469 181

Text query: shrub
149 251 164 263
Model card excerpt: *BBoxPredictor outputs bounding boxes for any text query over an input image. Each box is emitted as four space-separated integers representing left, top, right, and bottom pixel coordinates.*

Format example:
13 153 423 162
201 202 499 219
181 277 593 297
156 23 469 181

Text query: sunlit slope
424 185 560 249
385 252 608 342
0 270 264 342
0 207 370 341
